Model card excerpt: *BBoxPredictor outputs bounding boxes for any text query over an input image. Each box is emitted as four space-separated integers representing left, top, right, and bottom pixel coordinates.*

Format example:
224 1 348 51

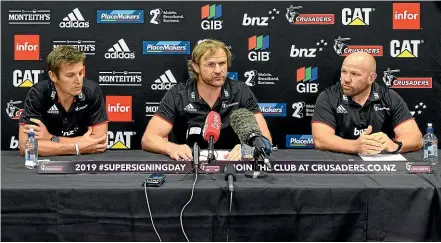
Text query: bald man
311 52 423 155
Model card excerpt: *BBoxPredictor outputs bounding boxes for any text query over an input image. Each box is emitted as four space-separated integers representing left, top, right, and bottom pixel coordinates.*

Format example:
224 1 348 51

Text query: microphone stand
180 142 216 181
244 134 273 179
244 147 269 179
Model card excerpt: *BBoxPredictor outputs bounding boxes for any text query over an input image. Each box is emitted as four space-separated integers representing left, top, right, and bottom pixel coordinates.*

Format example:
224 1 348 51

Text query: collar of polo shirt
187 77 235 104
341 82 382 105
49 80 86 103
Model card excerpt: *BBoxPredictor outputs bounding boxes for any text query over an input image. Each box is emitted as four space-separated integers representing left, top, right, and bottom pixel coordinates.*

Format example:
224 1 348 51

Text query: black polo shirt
19 78 108 137
312 82 413 139
155 78 261 149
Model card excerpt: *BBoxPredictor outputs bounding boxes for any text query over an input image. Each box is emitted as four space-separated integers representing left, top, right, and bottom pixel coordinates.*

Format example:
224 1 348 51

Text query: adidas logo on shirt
151 69 177 90
59 8 89 28
184 103 197 112
105 39 135 59
336 105 347 114
47 104 59 114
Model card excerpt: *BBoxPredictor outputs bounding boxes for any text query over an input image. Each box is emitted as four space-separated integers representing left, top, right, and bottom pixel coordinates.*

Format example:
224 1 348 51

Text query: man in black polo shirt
312 52 423 155
141 39 272 161
19 46 108 156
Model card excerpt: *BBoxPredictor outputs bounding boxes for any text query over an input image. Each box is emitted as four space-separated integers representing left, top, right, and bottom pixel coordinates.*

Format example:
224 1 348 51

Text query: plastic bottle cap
428 123 433 127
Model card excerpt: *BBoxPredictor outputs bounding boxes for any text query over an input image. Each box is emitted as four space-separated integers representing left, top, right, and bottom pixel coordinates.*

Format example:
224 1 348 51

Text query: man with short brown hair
142 39 272 161
19 45 108 156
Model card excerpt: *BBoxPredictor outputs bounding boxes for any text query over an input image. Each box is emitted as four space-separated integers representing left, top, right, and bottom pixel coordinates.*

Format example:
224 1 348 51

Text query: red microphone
203 111 221 162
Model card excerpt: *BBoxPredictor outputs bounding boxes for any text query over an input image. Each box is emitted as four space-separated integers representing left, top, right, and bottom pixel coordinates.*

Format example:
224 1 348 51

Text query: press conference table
2 150 441 242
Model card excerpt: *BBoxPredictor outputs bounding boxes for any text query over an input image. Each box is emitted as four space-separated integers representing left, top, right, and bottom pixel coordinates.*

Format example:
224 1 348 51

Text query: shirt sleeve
240 84 260 113
311 91 336 129
88 84 108 126
389 90 413 128
19 87 45 125
155 87 178 124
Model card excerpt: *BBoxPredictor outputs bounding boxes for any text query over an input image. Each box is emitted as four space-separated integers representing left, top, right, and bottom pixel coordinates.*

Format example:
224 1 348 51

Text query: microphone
186 125 203 148
224 164 236 193
230 108 273 170
180 125 217 181
186 125 203 165
203 111 221 163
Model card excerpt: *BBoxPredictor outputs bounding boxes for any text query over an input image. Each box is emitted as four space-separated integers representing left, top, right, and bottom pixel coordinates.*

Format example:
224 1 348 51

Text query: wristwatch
390 139 403 153
50 135 60 143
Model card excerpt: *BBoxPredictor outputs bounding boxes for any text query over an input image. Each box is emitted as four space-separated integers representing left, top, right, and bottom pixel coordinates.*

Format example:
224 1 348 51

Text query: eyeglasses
203 61 227 69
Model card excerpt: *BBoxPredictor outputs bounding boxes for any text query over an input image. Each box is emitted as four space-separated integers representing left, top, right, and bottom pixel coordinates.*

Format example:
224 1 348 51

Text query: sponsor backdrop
2 1 441 150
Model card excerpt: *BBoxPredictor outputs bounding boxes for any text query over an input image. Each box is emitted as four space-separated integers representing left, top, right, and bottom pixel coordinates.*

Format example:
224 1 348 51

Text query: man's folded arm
56 122 109 143
18 124 77 156
19 122 109 156
54 86 109 151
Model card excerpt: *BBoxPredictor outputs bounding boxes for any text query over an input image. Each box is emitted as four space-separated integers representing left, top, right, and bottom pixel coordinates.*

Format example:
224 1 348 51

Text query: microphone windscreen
230 108 261 142
186 125 203 147
203 111 221 143
224 163 236 181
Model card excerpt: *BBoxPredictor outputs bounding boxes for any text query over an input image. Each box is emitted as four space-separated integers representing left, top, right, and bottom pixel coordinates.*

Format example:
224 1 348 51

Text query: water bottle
25 128 38 169
423 123 438 165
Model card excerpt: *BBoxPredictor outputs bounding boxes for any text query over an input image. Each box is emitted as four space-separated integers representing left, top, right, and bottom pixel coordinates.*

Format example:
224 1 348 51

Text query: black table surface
2 150 441 241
